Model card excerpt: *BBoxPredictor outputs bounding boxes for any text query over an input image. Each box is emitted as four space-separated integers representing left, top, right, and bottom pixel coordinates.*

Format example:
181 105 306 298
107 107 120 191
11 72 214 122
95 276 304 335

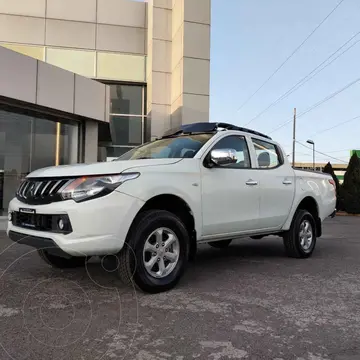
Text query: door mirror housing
210 148 238 166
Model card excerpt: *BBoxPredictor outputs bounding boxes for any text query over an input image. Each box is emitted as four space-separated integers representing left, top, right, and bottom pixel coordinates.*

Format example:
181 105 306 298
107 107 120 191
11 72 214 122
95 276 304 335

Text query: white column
146 0 172 140
84 120 98 163
171 0 211 125
147 0 210 137
68 124 79 164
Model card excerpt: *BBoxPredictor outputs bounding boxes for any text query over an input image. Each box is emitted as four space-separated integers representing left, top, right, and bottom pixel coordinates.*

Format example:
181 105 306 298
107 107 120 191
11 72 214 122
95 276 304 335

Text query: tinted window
109 115 142 146
109 85 142 115
0 109 79 214
211 135 251 168
252 138 282 168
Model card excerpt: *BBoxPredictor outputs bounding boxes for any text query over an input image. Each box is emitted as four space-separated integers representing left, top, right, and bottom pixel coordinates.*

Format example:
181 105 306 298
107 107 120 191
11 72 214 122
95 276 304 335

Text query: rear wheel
38 249 89 268
208 239 232 249
283 209 316 258
117 210 190 293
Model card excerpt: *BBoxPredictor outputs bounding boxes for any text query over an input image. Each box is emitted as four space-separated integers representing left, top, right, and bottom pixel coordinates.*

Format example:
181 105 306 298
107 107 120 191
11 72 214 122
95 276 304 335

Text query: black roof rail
215 122 272 140
162 122 215 137
162 122 272 140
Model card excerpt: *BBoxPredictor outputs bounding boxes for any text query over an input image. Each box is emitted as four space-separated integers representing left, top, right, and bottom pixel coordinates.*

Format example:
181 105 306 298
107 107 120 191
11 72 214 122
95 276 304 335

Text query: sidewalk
336 211 360 217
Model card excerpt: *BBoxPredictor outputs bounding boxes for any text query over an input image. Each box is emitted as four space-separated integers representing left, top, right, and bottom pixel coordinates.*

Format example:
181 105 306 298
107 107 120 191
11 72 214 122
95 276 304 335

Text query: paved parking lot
0 217 360 360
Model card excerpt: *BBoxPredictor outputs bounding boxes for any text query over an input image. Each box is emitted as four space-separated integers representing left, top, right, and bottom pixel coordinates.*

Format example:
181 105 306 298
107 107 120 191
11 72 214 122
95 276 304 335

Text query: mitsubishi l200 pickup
7 122 336 293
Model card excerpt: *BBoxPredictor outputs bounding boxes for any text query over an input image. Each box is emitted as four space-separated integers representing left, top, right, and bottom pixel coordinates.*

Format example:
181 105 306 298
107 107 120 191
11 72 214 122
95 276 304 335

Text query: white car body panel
200 165 261 235
7 191 144 256
281 169 336 230
6 129 336 257
28 158 180 177
254 164 296 230
117 159 203 238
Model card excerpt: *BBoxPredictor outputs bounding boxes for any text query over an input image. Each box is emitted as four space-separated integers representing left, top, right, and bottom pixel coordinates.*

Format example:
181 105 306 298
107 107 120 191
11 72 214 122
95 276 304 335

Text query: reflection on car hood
27 158 182 178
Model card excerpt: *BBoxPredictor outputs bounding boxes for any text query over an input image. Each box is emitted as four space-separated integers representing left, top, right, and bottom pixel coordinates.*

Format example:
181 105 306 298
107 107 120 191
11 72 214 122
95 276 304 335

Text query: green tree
323 162 341 210
340 153 360 214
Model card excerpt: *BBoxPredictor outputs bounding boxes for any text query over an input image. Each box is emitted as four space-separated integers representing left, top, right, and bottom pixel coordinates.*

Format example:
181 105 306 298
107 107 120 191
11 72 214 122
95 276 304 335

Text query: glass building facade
98 82 147 159
0 82 147 213
0 109 80 214
0 83 146 212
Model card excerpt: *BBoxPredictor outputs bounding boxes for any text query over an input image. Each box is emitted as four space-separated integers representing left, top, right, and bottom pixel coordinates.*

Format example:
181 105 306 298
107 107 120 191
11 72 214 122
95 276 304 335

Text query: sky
209 0 360 164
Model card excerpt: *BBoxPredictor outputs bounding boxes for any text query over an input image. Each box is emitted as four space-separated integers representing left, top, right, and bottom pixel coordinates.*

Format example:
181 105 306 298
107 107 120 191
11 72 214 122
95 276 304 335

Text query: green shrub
322 162 342 210
340 154 360 214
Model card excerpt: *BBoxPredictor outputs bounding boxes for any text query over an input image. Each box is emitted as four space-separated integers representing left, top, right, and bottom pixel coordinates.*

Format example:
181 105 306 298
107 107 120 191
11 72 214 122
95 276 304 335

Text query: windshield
116 133 214 160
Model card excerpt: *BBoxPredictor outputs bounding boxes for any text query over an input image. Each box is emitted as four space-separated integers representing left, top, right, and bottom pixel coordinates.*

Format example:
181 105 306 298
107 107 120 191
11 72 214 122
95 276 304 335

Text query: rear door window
252 138 283 169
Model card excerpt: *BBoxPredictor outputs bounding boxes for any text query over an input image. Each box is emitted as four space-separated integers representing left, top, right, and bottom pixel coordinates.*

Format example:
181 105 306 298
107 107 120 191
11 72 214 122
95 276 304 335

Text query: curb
336 212 360 217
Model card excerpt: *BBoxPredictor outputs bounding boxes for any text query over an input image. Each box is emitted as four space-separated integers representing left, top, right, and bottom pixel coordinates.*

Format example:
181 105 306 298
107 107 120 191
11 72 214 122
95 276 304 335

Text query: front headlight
60 173 140 202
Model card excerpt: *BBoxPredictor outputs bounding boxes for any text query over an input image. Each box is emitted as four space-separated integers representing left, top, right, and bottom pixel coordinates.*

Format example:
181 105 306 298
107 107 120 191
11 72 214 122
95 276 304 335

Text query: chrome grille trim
49 180 62 195
21 182 31 198
17 181 27 196
33 181 43 197
40 181 52 195
15 178 73 205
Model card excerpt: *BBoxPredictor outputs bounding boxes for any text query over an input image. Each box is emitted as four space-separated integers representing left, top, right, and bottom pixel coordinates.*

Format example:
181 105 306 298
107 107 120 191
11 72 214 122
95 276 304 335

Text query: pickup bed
7 122 336 293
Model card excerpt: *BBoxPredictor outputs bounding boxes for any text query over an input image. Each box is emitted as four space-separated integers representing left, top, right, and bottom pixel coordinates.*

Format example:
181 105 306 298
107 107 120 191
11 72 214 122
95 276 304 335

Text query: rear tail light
329 179 336 193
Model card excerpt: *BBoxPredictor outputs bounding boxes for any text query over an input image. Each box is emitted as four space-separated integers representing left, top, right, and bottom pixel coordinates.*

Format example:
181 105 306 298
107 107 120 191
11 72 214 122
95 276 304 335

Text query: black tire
38 249 89 268
208 239 232 249
117 210 190 294
283 209 317 258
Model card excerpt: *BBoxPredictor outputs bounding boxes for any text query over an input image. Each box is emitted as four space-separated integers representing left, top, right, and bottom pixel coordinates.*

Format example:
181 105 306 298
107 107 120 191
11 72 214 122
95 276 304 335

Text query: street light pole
292 108 296 167
313 143 315 170
307 139 315 170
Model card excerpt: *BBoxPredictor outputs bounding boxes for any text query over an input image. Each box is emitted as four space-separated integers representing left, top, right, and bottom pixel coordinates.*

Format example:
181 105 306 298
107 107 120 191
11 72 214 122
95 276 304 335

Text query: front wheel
283 209 316 258
117 210 190 294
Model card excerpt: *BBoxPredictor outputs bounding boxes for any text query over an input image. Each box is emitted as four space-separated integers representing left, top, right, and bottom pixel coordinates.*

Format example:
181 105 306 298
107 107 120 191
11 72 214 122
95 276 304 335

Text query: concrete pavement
0 217 360 359
0 217 6 231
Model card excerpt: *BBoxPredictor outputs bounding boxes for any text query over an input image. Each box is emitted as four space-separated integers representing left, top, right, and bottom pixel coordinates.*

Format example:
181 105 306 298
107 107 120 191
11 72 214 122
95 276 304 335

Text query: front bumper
8 230 72 258
6 191 144 257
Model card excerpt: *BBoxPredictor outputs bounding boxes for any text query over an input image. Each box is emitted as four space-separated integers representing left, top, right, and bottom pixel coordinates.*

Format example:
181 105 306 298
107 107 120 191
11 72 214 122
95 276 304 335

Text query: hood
27 158 182 178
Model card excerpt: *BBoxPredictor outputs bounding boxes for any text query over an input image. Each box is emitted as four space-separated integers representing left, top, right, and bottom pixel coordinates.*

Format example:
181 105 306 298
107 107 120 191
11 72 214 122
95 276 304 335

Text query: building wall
147 0 211 139
0 0 147 82
0 0 211 143
0 46 109 122
0 45 112 211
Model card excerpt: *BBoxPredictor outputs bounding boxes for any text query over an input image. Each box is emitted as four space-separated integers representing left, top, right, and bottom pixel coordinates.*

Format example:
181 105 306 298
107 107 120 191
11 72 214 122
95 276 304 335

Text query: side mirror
210 148 238 166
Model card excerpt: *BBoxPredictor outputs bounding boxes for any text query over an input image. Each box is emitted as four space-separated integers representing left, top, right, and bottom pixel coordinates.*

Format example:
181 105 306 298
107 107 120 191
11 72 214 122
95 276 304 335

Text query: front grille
16 179 71 205
12 211 72 234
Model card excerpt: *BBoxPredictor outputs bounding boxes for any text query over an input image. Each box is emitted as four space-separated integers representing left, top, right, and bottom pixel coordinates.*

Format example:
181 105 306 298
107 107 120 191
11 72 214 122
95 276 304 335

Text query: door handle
246 180 258 186
283 180 292 185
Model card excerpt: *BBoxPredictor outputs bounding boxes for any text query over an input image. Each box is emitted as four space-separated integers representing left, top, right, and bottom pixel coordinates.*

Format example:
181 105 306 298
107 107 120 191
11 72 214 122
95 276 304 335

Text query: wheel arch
129 194 198 260
290 196 321 237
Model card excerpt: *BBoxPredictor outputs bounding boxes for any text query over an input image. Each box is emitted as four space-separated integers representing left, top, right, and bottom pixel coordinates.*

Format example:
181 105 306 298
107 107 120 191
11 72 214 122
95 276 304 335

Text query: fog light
58 218 65 230
8 212 12 222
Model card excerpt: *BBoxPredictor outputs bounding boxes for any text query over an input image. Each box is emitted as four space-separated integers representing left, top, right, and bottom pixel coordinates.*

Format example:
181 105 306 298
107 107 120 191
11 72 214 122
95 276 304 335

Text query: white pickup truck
7 122 336 293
